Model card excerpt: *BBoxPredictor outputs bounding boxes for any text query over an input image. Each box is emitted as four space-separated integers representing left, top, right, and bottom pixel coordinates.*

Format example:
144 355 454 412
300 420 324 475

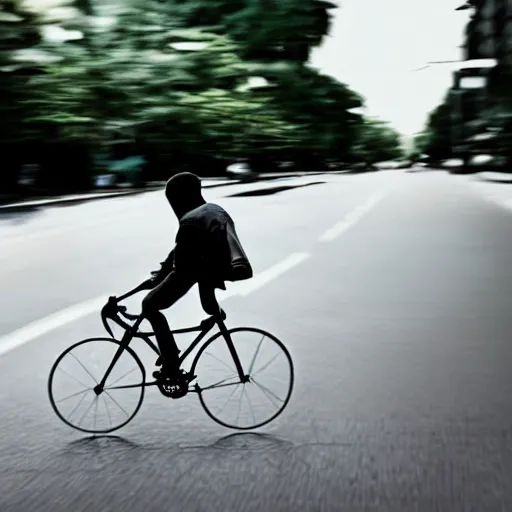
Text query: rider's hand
102 296 118 317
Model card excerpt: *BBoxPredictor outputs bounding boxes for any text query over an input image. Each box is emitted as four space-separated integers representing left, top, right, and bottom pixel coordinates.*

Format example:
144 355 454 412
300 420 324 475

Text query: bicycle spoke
56 366 90 390
50 338 146 434
204 351 236 374
203 374 239 390
252 378 284 404
104 390 130 418
243 385 256 426
251 378 283 409
216 383 240 417
93 395 99 431
67 389 90 422
102 395 113 428
70 352 99 385
77 395 97 428
248 334 265 375
235 386 244 425
201 380 242 391
253 351 281 376
192 327 293 429
105 367 138 388
56 387 90 404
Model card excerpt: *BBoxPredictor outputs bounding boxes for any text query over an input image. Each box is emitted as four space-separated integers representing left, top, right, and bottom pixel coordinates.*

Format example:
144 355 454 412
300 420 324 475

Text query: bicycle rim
192 327 294 430
48 337 146 434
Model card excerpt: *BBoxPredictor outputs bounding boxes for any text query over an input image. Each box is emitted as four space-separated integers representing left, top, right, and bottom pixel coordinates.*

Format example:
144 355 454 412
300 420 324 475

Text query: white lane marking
319 188 390 242
0 296 107 358
0 252 311 357
218 252 311 298
238 252 310 296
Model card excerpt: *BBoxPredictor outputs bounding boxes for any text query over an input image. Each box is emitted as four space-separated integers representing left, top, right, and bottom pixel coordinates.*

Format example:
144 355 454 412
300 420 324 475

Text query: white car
226 162 258 181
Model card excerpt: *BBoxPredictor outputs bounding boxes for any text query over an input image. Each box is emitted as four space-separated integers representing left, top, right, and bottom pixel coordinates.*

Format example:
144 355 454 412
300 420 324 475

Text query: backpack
223 221 253 282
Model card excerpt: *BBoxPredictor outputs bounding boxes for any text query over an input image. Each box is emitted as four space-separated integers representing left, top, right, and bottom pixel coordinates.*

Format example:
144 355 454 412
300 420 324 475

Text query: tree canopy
1 0 401 192
352 118 403 165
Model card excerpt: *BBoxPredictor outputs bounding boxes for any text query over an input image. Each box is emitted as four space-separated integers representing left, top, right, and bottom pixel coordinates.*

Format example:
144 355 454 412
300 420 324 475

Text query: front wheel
48 338 146 434
192 328 294 430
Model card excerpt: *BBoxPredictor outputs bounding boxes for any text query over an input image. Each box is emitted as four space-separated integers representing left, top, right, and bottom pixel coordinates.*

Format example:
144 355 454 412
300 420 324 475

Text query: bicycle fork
94 317 144 395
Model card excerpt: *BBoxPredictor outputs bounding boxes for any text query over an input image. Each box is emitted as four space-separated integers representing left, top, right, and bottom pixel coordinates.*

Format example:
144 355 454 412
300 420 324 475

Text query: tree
0 0 43 191
1 0 373 192
418 98 453 163
352 118 403 166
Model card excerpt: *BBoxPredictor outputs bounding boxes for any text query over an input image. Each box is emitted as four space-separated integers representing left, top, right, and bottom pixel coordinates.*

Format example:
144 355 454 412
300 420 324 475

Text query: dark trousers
142 272 220 369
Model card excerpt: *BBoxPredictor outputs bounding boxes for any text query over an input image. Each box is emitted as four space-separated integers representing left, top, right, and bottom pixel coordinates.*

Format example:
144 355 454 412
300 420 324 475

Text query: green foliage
426 102 452 160
0 0 42 144
352 118 403 164
1 0 399 190
417 97 452 161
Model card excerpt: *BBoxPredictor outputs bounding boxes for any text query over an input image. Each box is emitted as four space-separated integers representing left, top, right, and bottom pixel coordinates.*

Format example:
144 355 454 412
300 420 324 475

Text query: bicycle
48 281 294 434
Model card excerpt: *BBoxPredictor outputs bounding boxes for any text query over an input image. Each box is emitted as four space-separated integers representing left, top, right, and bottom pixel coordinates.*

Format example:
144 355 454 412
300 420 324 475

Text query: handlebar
100 277 224 339
118 305 139 321
100 279 154 337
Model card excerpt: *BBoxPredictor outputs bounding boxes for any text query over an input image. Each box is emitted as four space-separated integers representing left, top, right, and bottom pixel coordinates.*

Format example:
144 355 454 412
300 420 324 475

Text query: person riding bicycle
140 172 252 386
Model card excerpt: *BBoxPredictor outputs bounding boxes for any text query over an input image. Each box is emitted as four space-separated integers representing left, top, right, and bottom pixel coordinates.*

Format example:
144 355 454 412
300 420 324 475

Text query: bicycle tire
191 327 294 430
48 337 146 434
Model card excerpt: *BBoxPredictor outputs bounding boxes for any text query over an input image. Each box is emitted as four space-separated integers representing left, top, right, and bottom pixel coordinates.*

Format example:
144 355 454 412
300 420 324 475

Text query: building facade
462 0 512 66
449 0 512 163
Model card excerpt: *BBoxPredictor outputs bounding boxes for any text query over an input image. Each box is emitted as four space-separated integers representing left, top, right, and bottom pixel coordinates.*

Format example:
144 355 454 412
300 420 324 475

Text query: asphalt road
1 169 512 511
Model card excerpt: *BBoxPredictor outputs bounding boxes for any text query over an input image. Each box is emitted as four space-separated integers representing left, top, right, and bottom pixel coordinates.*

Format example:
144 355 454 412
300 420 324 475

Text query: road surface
1 169 512 511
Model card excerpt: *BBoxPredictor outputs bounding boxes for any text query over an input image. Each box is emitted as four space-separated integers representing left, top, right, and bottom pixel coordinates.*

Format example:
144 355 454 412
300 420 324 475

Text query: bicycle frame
95 305 247 395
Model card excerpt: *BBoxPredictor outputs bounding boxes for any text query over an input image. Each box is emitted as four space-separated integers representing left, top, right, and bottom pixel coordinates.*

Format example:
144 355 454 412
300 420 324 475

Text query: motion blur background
4 0 509 195
2 1 512 511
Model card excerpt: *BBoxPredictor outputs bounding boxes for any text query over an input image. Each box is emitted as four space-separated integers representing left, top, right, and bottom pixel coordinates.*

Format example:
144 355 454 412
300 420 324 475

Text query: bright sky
310 0 471 135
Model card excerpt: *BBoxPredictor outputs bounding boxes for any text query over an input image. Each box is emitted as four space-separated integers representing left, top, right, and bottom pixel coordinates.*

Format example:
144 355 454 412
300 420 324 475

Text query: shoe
152 365 181 380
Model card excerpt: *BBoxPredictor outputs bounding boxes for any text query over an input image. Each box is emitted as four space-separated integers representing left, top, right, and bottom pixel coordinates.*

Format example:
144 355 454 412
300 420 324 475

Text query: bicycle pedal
157 378 188 399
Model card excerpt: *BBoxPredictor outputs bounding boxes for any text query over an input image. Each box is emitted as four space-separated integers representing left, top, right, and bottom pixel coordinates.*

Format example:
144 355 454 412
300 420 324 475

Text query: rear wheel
192 327 294 430
48 338 146 434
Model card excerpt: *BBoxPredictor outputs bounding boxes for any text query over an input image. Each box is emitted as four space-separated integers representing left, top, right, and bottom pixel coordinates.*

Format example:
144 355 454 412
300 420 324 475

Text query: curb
0 181 234 211
476 171 512 184
0 187 164 212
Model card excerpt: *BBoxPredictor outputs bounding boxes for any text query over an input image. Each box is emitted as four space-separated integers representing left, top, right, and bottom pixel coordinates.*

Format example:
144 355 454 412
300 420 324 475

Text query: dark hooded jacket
156 173 252 290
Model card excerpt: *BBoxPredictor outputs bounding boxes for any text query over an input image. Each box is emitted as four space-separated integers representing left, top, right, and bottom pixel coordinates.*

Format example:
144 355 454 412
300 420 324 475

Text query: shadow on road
202 180 253 189
0 209 41 225
226 181 325 198
59 432 295 458
476 176 512 185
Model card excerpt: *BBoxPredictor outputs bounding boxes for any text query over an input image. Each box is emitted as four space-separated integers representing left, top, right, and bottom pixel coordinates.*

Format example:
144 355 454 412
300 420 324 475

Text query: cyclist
140 172 252 387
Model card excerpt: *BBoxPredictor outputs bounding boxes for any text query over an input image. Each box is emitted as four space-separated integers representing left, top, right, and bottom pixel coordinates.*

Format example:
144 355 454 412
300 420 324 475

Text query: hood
165 172 206 220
